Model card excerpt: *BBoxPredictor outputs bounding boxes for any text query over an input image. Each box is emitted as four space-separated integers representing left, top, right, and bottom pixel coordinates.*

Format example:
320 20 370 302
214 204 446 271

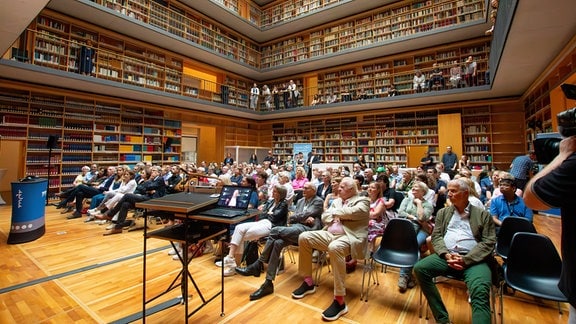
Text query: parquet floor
0 204 570 323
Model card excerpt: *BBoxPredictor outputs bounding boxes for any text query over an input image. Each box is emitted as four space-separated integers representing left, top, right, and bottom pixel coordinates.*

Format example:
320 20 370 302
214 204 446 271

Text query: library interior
0 0 575 323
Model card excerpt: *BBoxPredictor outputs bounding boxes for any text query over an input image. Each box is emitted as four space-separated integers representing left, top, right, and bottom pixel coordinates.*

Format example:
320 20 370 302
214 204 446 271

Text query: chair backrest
372 218 419 268
391 190 404 212
505 232 567 301
496 216 537 260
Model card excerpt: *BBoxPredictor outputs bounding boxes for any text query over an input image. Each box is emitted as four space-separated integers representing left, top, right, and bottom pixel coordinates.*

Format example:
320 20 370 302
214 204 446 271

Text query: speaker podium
8 178 47 244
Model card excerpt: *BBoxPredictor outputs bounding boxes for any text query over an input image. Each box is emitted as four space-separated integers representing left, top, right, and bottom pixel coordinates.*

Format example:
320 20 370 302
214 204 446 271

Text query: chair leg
313 251 330 286
360 258 377 302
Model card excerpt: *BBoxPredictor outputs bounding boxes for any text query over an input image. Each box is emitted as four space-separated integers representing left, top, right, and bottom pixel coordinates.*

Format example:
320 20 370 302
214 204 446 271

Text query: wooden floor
0 203 570 324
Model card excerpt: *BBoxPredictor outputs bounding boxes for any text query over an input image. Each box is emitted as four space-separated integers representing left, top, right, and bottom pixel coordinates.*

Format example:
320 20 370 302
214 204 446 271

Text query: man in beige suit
291 177 370 321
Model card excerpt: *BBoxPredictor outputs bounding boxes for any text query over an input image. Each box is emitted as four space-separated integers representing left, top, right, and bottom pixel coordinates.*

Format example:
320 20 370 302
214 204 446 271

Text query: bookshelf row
88 0 485 70
266 104 525 170
260 0 485 68
14 12 490 109
96 0 260 67
315 38 490 96
0 87 182 196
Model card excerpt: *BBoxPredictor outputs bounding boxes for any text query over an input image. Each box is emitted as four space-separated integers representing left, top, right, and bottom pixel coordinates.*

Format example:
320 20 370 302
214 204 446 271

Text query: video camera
533 84 576 164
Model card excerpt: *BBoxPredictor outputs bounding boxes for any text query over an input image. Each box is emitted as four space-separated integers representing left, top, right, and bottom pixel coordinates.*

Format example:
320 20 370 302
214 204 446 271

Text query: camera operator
524 135 576 323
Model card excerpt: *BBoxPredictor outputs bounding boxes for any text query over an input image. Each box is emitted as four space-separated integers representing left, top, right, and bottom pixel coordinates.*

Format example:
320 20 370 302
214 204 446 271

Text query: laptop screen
216 185 253 209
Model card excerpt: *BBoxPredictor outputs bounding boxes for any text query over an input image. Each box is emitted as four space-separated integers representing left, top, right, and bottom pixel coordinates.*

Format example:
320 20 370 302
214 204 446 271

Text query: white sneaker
223 255 236 268
91 210 102 217
105 223 116 230
168 247 182 255
95 220 108 225
216 255 237 268
223 266 236 277
87 208 97 214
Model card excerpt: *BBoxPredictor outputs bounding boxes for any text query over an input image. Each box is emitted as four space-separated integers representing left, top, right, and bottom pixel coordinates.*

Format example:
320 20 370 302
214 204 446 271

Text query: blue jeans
400 229 428 277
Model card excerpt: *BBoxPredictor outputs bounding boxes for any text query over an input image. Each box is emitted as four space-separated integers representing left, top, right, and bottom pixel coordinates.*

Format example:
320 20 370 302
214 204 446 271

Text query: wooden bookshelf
523 40 576 152
264 101 523 170
0 87 182 199
260 0 485 69
311 37 490 98
96 0 261 68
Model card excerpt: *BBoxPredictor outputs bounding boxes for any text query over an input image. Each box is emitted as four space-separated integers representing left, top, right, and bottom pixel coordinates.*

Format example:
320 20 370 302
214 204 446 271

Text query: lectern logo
16 189 23 208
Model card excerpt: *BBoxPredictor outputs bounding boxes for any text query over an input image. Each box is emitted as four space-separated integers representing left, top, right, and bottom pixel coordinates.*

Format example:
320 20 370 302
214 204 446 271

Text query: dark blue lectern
7 178 47 244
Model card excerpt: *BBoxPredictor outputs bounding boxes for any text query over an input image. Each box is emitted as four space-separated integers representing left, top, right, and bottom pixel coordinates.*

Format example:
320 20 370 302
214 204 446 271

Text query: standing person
250 83 259 110
223 152 234 166
449 60 462 88
291 177 370 321
272 85 280 110
420 150 435 170
236 182 323 300
262 85 271 110
523 136 576 324
306 149 320 180
465 55 477 87
288 80 297 107
281 83 290 109
509 151 535 191
441 146 458 179
414 179 496 324
79 40 95 75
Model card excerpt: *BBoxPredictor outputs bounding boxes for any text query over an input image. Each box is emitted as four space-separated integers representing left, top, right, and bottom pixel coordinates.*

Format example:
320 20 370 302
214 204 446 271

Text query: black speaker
46 135 58 149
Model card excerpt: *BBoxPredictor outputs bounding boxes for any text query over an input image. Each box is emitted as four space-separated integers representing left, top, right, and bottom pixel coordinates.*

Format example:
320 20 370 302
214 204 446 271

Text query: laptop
198 185 254 218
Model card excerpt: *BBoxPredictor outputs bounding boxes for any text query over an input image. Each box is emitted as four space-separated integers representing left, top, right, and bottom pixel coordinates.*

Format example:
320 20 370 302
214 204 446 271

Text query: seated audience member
489 175 533 233
324 177 342 210
84 165 124 213
457 155 470 172
291 177 369 321
97 166 166 235
396 182 434 292
165 165 182 194
388 84 398 97
435 163 451 183
230 167 243 185
412 173 437 207
413 70 426 93
396 170 415 193
219 184 288 276
478 170 494 204
240 176 260 208
255 171 269 206
311 94 321 106
449 60 462 88
367 181 388 249
86 170 137 222
316 171 333 200
236 182 323 299
415 179 496 324
428 63 445 90
57 166 117 219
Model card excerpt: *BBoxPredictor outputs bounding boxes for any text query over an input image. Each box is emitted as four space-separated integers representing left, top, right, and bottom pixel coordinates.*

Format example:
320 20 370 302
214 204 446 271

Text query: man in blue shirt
490 176 533 234
509 152 535 191
441 146 458 178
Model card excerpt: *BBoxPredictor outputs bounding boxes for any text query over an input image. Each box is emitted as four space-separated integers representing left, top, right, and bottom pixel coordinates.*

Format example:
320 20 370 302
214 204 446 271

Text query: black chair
361 218 419 301
496 216 537 260
500 232 568 322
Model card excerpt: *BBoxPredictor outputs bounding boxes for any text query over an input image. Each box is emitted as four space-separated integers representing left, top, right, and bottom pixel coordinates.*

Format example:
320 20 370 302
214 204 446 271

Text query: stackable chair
361 218 420 301
500 232 569 323
495 216 537 261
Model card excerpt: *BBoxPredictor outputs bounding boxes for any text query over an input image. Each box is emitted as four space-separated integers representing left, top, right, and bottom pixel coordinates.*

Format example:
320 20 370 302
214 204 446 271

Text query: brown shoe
103 228 122 236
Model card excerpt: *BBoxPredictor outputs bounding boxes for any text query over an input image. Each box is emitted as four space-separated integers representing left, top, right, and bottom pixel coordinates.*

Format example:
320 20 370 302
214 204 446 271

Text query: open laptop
198 185 253 218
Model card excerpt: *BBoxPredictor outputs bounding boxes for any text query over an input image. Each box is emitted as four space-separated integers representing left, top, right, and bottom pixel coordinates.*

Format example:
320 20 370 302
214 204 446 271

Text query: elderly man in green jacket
414 178 496 324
